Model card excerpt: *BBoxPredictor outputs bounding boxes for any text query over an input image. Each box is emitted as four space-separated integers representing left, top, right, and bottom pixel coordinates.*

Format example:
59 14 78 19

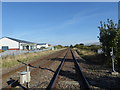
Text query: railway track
2 49 67 89
2 49 66 79
47 49 91 90
2 48 91 89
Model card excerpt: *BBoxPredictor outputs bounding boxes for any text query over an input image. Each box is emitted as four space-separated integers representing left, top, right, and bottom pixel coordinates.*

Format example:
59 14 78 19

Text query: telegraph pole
110 47 115 72
110 47 118 75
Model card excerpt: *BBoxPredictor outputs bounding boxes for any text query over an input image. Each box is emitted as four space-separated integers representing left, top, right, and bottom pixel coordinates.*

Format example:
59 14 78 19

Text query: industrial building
0 37 51 51
0 37 36 51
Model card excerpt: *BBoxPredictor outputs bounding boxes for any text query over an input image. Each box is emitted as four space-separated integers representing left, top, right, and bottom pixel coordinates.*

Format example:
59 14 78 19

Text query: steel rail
2 49 67 89
3 49 91 90
46 49 69 90
2 78 27 90
2 49 66 79
2 78 20 90
70 49 91 90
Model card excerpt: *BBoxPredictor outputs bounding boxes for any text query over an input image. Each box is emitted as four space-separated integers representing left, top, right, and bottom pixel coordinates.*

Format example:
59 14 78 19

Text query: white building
97 49 103 54
37 43 49 49
0 37 36 51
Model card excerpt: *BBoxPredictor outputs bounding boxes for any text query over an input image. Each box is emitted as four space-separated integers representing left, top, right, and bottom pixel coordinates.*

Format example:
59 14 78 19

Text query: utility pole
110 47 115 72
110 47 118 75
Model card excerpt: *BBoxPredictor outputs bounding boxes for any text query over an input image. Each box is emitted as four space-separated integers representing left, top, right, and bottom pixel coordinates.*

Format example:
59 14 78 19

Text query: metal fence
0 48 51 57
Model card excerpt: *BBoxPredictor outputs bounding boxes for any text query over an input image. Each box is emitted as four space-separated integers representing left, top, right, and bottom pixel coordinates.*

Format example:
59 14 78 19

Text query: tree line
72 43 100 52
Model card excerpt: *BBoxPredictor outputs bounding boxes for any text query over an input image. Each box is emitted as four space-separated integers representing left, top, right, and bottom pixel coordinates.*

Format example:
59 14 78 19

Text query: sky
2 2 118 46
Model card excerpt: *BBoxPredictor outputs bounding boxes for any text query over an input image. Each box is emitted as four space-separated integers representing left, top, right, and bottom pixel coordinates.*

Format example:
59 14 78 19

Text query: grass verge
1 49 64 68
76 49 120 89
76 49 105 64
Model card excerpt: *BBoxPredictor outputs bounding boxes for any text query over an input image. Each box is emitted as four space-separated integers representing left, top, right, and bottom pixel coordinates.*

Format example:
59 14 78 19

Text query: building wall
45 44 49 48
37 44 49 49
0 38 19 50
41 44 49 48
37 45 41 49
20 43 23 50
20 43 37 50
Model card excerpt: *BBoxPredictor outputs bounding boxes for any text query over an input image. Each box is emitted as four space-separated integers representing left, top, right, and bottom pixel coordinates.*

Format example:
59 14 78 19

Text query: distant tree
116 20 120 67
70 45 73 48
80 43 84 46
74 43 100 51
54 45 64 49
65 46 69 48
89 45 101 52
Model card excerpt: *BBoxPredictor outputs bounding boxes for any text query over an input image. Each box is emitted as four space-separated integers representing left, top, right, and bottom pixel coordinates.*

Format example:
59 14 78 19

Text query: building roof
3 37 35 44
37 43 47 45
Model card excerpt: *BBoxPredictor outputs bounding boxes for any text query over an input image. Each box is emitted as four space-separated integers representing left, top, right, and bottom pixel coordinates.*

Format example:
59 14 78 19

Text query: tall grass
1 49 63 68
76 49 96 56
76 49 104 64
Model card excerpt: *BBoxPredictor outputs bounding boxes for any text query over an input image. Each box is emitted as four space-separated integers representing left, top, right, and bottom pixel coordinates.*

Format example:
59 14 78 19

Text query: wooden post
111 47 115 72
26 66 30 88
111 48 118 75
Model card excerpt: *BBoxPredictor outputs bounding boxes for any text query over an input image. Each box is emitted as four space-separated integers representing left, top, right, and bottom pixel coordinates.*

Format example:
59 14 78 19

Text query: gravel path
74 50 120 89
29 50 67 88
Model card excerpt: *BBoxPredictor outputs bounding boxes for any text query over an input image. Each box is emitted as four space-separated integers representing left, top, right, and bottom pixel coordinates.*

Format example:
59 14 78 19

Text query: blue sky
2 2 118 46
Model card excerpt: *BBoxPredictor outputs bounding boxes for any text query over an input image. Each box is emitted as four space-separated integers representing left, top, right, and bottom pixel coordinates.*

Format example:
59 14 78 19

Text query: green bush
98 19 120 69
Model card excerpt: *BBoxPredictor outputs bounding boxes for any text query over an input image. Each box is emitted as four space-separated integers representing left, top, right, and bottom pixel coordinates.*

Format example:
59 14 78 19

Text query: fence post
26 66 30 88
